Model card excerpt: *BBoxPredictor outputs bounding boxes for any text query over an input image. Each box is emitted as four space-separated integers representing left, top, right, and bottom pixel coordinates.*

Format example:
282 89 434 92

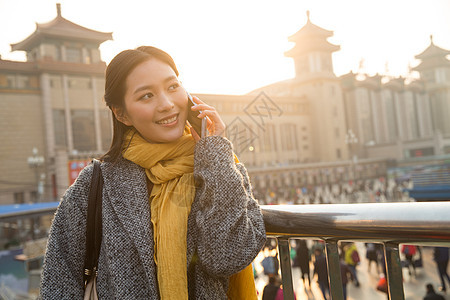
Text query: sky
0 0 450 95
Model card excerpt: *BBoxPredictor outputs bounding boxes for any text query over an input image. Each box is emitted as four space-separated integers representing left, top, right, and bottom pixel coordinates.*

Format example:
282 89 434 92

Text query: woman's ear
112 106 132 126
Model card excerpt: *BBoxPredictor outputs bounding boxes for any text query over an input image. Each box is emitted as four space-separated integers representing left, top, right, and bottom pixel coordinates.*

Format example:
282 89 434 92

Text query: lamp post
27 147 44 203
345 129 358 181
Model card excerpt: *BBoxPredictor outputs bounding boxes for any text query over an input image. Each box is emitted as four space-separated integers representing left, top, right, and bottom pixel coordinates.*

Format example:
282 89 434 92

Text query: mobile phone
186 92 207 138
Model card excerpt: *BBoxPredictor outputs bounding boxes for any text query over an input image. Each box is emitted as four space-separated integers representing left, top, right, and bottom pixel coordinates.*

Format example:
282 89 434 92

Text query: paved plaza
254 242 449 300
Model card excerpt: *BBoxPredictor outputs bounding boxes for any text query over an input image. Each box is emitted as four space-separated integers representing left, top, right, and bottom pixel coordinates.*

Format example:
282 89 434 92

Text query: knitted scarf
122 128 257 300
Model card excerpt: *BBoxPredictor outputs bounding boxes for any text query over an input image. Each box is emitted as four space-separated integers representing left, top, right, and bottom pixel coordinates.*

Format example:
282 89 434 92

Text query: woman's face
118 58 188 143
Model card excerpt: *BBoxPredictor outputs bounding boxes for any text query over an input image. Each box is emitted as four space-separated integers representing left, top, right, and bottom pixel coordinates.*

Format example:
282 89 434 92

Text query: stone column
91 76 102 152
62 75 74 152
40 73 55 158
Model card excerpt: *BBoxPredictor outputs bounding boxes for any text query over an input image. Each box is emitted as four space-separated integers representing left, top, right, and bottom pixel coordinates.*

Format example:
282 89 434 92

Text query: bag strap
84 159 103 284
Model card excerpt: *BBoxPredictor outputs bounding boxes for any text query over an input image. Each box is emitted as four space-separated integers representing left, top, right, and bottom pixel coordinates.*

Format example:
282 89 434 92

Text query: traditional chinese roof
285 11 340 57
413 35 450 71
415 35 450 59
11 4 112 51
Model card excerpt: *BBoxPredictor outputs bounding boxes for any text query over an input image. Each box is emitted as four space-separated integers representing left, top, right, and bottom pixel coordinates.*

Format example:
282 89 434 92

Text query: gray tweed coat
39 136 266 299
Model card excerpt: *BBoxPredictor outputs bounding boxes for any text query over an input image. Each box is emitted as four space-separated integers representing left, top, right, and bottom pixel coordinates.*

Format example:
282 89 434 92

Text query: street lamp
27 147 44 203
345 129 358 181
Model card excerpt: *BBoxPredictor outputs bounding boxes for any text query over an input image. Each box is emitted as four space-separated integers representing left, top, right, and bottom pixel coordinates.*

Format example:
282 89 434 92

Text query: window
17 75 30 88
14 192 25 204
281 124 289 151
66 47 82 63
53 109 67 147
72 110 95 151
336 148 342 159
335 127 340 138
7 75 15 88
68 77 91 89
0 74 7 87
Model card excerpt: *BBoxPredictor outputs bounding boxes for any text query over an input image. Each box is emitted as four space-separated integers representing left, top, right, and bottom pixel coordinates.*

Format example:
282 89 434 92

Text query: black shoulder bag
83 159 103 300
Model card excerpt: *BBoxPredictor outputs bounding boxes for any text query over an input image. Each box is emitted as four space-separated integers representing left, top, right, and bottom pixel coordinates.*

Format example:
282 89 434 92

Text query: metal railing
261 202 450 300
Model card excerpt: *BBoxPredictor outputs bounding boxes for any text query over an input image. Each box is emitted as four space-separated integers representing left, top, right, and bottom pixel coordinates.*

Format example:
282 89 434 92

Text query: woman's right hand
189 96 226 142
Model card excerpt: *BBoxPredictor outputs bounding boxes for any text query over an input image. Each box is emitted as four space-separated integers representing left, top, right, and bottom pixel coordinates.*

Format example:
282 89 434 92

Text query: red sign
68 160 91 185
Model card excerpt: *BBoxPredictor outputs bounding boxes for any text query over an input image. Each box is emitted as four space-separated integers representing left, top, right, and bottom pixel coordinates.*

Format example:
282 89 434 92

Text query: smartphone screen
186 93 204 137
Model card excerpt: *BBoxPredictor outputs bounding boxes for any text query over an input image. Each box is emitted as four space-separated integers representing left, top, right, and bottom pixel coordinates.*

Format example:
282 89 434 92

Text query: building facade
0 4 112 203
341 36 450 161
248 12 350 163
1 7 449 205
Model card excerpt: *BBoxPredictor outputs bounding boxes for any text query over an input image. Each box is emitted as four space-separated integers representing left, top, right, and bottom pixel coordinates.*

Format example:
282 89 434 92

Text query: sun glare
1 0 450 94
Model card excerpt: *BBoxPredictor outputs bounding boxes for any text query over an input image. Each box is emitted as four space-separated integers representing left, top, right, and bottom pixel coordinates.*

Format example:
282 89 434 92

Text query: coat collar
100 157 156 285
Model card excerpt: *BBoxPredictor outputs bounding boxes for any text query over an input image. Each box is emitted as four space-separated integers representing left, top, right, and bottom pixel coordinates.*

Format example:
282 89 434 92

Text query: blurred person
344 243 360 287
39 46 266 299
313 248 329 300
293 240 311 288
274 284 297 300
423 283 445 300
401 244 417 276
261 252 277 277
365 243 379 274
262 275 281 300
340 256 354 300
433 247 450 292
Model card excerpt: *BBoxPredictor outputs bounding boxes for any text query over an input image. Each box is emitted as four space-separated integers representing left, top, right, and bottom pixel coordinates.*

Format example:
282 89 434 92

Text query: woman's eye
168 83 179 90
140 93 153 100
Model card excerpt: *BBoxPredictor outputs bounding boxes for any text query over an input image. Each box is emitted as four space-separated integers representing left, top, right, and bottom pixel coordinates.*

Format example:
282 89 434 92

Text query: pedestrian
313 248 329 300
401 244 417 276
261 252 278 277
262 275 281 300
423 283 445 300
274 285 297 300
39 46 266 299
433 247 450 292
365 243 379 274
293 240 311 288
344 243 361 287
340 257 354 300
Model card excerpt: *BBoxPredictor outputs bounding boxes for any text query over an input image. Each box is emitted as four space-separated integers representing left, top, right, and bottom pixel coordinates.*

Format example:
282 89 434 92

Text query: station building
0 6 448 204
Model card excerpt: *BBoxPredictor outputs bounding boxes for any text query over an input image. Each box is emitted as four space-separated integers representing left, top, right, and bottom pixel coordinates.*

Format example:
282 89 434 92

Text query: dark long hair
101 46 179 162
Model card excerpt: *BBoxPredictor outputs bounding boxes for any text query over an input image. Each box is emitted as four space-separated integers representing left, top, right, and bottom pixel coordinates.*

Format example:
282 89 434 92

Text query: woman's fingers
191 96 226 137
200 110 226 137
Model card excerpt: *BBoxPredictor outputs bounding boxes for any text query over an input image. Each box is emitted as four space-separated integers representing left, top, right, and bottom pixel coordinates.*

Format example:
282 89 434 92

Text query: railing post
384 242 405 300
277 237 295 300
325 240 344 300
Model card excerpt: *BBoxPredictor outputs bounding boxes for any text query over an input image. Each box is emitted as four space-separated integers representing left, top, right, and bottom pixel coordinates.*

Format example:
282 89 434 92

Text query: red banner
68 160 91 185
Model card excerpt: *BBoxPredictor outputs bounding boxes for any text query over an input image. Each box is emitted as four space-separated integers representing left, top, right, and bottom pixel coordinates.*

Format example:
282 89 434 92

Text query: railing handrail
260 201 450 300
261 201 450 246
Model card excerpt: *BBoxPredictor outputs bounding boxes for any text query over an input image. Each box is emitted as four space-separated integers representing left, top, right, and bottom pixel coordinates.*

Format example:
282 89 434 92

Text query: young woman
39 46 266 299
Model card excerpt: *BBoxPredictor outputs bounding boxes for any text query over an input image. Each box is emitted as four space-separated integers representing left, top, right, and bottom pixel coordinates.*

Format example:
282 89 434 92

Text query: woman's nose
157 93 175 111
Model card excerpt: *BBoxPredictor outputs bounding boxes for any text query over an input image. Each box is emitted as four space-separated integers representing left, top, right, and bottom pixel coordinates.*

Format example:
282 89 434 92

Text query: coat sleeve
192 136 266 277
39 164 93 299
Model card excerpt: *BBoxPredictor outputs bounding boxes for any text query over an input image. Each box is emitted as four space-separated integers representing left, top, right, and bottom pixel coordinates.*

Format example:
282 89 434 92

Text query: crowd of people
253 177 413 206
257 239 449 300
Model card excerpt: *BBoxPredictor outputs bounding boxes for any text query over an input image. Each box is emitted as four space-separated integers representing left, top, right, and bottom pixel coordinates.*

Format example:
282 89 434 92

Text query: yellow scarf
122 128 257 300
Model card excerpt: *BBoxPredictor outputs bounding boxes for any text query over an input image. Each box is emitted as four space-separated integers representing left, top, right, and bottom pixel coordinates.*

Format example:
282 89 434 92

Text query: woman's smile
156 113 178 125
